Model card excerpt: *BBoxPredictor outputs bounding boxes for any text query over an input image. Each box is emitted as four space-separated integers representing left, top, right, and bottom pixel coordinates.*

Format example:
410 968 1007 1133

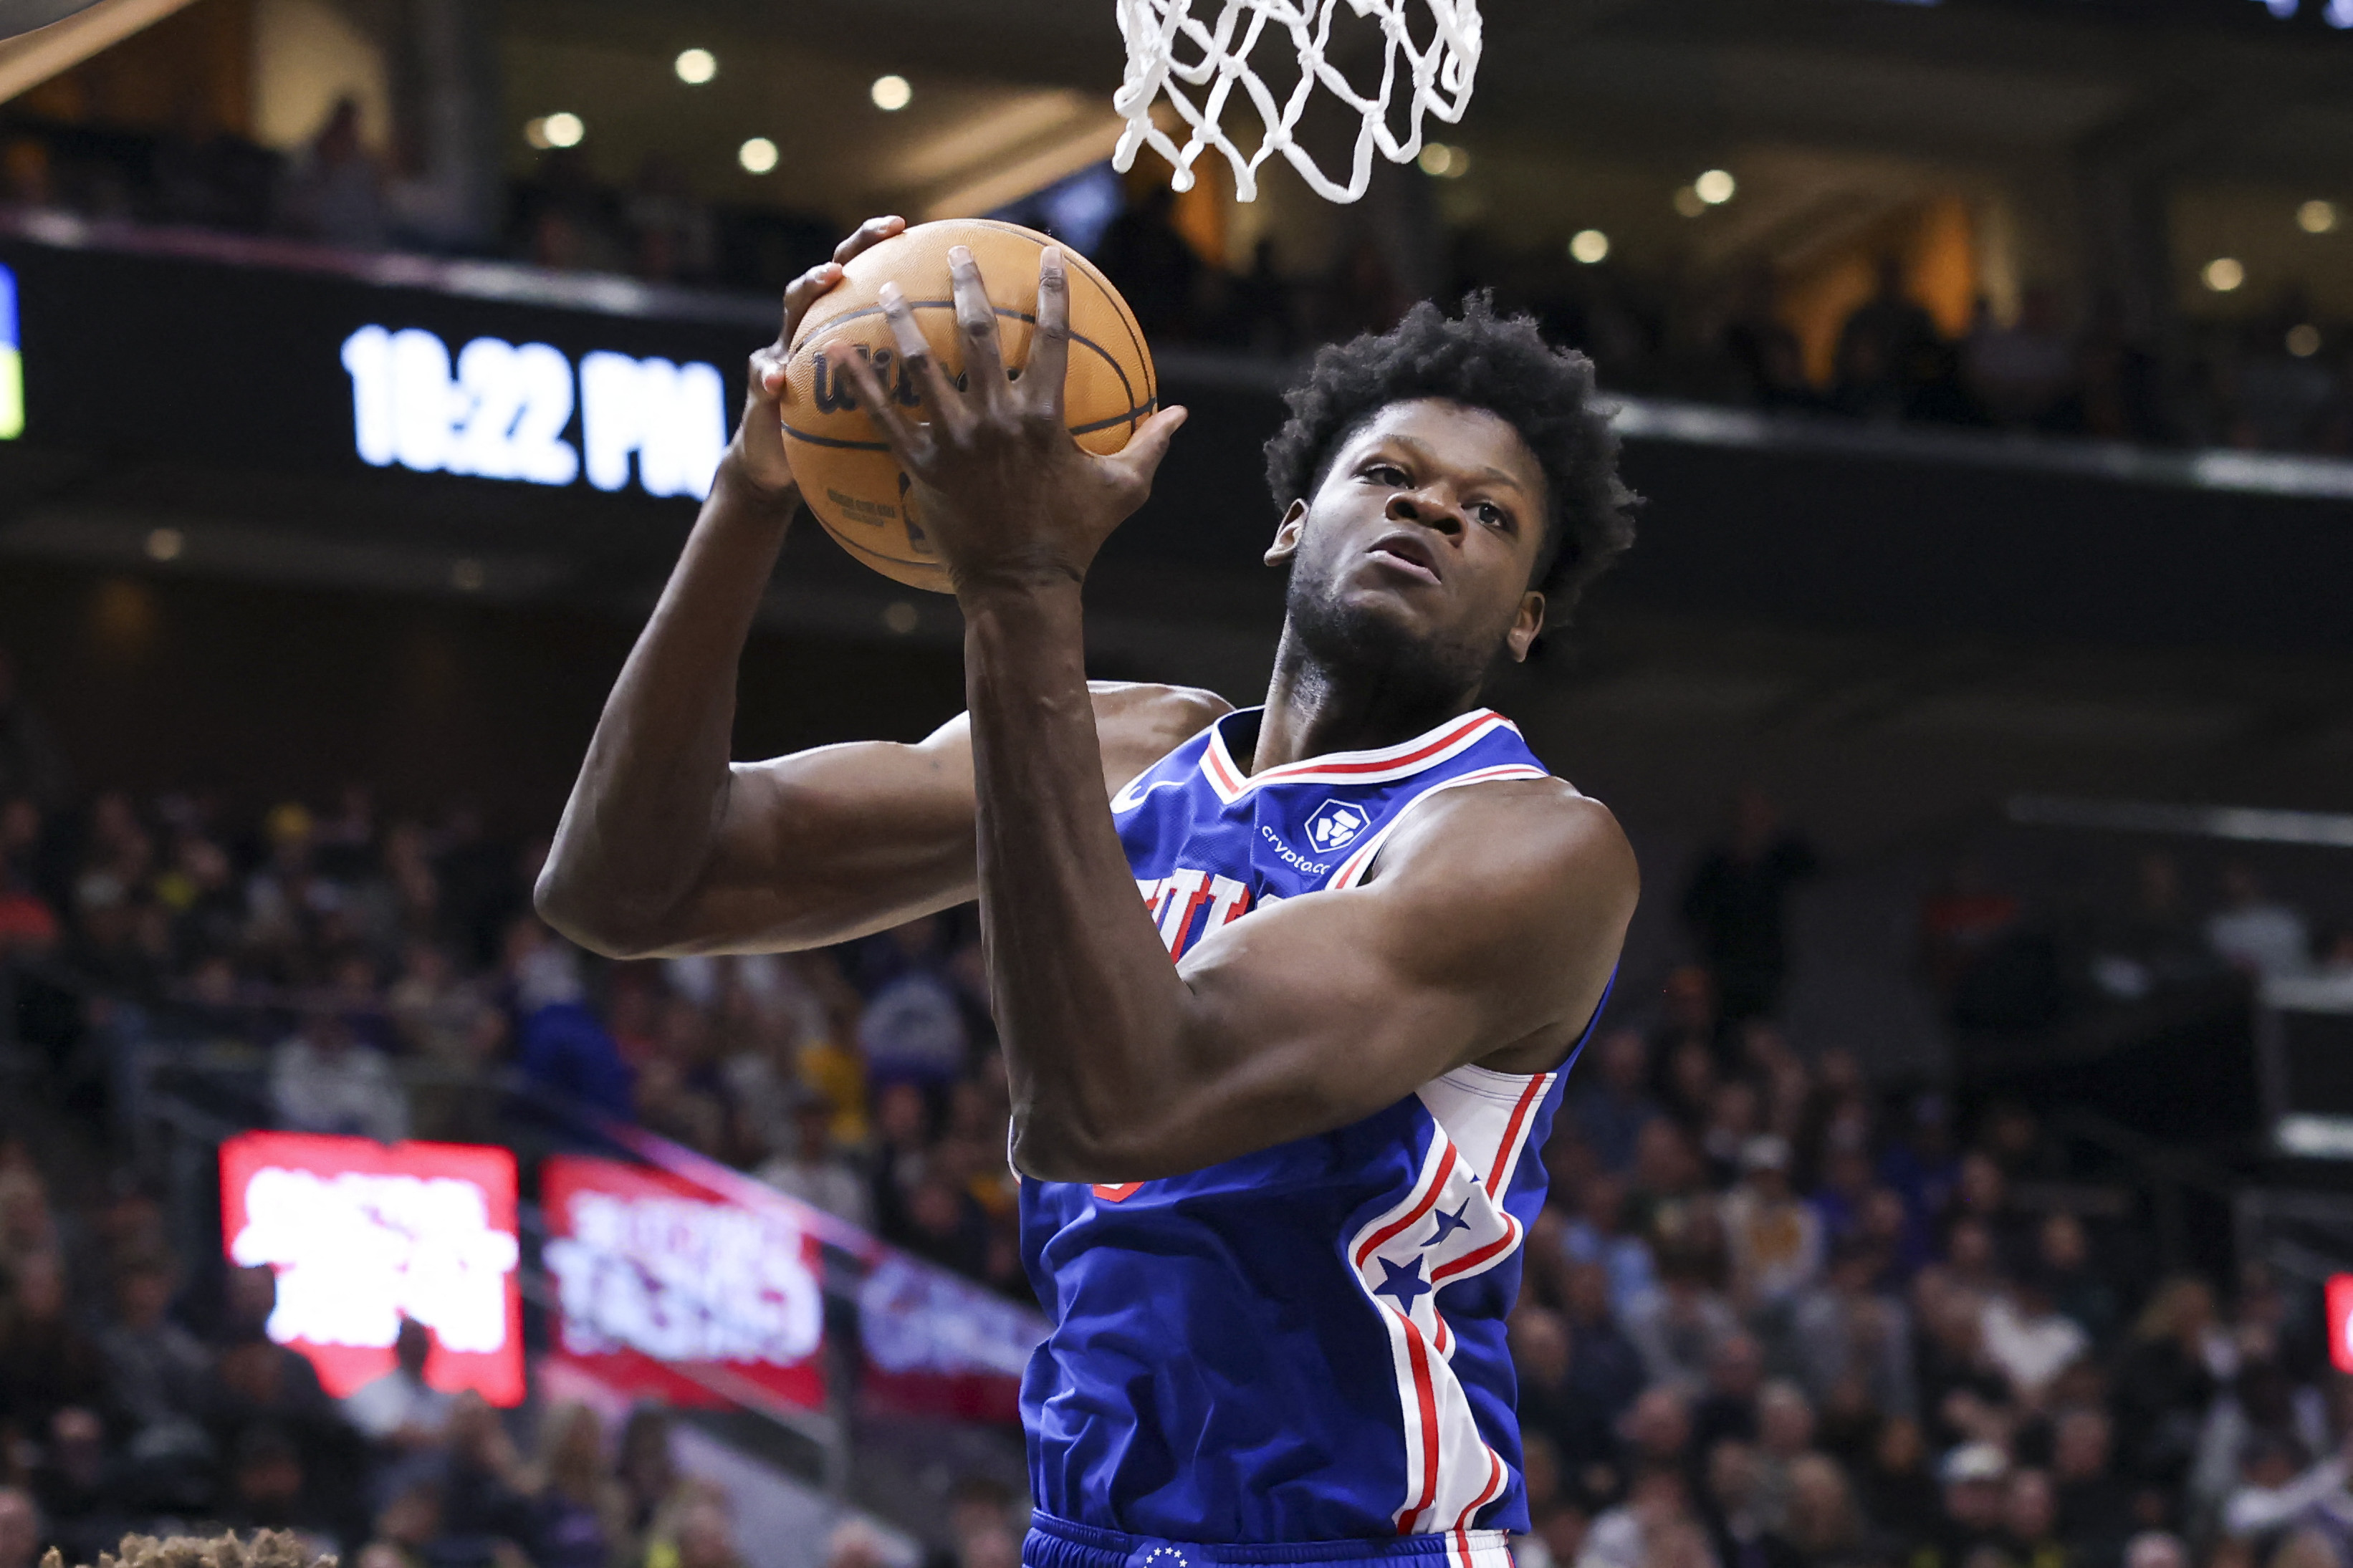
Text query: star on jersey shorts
1022 1511 1517 1568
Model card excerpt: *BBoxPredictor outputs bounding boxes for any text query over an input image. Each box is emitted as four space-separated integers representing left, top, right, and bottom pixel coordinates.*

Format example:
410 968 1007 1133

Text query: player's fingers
947 245 1012 415
878 281 969 438
779 261 843 345
834 215 904 266
1108 405 1189 491
744 345 787 410
1026 246 1073 425
838 349 926 464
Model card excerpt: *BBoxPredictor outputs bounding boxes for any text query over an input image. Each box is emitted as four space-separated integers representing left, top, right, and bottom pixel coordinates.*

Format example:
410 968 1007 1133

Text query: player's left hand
838 243 1187 595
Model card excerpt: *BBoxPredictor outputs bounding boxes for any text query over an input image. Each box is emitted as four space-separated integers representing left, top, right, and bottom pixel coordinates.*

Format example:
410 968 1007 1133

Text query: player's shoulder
1384 771 1636 901
1088 680 1234 771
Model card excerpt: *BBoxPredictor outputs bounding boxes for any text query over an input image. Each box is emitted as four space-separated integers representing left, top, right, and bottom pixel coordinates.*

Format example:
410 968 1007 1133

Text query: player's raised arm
533 216 983 958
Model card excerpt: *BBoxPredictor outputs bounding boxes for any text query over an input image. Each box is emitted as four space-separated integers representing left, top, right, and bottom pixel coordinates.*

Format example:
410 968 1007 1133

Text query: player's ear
1264 499 1310 567
1506 591 1545 663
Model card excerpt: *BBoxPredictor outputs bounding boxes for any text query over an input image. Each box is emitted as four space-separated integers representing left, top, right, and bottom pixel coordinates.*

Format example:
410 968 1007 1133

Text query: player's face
1266 398 1551 694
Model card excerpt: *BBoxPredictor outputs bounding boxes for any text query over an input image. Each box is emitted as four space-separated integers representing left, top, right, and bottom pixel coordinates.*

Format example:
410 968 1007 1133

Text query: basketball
782 218 1159 592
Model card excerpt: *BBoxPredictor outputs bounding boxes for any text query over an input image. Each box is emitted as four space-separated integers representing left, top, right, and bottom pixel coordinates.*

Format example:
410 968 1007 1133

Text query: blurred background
5 2 2353 1568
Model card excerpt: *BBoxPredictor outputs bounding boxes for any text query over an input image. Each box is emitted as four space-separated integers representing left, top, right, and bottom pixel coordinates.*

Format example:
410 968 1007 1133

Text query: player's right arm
535 218 1226 957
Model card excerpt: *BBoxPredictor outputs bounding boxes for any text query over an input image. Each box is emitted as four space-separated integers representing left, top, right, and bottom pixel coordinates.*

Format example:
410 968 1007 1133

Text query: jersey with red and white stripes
1017 705 1612 1548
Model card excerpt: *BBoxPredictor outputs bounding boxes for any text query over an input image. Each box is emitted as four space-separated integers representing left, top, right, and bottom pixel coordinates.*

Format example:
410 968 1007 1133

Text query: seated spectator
2191 1359 2334 1529
2218 1433 2353 1543
1856 1415 1940 1549
757 1090 873 1230
1751 1381 1816 1531
2036 1215 2118 1344
1562 1173 1657 1322
1578 1463 1697 1568
1700 1438 1801 1568
0 1249 106 1433
2112 1279 2228 1495
1720 1135 1824 1321
1569 1031 1659 1175
1514 1307 1620 1482
1791 1239 1917 1420
1560 1261 1649 1432
524 1402 627 1568
1998 1467 2066 1568
857 963 970 1085
1786 1453 1871 1567
2205 865 2310 981
0 1488 36 1568
218 1423 332 1544
1691 1332 1765 1456
342 1317 451 1450
2122 1534 2187 1568
1963 288 2074 428
1624 1241 1740 1393
644 1481 744 1568
278 97 386 249
98 1252 216 1509
2050 1406 2139 1566
436 1391 537 1552
1982 1269 2089 1410
270 1006 407 1143
1930 1443 2013 1568
206 1266 353 1513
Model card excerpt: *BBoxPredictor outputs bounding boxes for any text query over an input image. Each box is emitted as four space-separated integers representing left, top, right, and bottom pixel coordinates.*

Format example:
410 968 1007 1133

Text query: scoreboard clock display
0 229 753 509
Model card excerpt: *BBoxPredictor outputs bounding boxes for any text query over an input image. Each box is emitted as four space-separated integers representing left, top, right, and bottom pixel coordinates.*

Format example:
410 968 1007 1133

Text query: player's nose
1386 489 1464 536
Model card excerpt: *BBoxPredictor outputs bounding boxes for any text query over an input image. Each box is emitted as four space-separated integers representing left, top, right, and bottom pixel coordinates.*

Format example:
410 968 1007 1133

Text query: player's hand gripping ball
780 219 1160 592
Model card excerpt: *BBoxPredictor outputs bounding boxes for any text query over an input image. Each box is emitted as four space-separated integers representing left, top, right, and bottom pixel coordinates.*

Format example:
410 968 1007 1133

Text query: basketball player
537 214 1639 1568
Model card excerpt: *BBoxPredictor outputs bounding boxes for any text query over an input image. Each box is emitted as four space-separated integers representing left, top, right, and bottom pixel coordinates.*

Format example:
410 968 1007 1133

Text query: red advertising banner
540 1155 825 1411
2329 1274 2353 1374
219 1131 524 1405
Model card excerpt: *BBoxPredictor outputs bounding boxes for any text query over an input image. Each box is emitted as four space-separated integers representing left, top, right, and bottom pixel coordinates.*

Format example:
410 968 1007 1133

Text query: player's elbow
533 860 666 960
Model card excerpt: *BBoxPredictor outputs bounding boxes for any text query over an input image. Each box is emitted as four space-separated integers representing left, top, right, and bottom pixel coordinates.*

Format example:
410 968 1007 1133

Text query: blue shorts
1022 1512 1516 1568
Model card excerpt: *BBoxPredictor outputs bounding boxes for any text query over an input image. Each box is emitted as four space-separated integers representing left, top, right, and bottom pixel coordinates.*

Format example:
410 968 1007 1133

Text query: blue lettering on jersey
1018 705 1616 1547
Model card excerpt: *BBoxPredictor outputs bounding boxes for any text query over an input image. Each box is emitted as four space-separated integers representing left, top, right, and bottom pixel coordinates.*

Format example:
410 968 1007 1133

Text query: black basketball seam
793 300 1141 428
823 521 951 582
782 398 1157 452
970 218 1154 410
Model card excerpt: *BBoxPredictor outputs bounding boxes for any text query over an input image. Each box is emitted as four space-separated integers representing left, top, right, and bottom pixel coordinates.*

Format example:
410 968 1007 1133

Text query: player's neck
1247 633 1486 775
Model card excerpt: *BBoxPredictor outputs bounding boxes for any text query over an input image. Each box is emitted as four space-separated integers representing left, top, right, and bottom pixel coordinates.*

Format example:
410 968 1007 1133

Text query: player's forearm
960 581 1195 1179
537 456 797 955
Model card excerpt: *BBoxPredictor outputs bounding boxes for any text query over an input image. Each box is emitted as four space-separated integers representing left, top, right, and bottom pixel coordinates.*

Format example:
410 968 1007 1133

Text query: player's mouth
1365 532 1443 586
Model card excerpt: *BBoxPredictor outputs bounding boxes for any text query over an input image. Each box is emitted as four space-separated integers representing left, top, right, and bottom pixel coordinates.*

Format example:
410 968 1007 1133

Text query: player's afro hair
1264 294 1638 627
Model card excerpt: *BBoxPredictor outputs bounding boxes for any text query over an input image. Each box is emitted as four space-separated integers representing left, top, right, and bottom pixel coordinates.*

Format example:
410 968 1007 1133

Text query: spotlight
870 75 912 112
1417 143 1468 178
2288 324 2323 358
739 137 779 175
1695 168 1737 205
2299 199 2339 235
1672 185 1707 218
674 49 717 85
2202 256 2245 293
1570 229 1610 264
145 527 183 562
528 112 584 150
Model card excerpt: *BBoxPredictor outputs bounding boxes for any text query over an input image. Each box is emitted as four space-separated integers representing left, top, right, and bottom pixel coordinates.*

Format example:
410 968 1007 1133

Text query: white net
1111 0 1482 205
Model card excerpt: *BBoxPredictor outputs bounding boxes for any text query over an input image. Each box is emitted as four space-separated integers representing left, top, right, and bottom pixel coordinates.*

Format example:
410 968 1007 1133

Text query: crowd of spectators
10 635 2353 1568
9 97 2353 461
0 1145 768 1568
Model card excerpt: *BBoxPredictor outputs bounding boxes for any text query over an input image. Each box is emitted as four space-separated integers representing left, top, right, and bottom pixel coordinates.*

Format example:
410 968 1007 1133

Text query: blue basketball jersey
1018 704 1612 1561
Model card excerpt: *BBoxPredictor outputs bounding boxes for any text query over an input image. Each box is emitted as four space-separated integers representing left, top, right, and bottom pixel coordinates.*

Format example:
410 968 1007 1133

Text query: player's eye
1475 501 1513 529
1362 462 1409 487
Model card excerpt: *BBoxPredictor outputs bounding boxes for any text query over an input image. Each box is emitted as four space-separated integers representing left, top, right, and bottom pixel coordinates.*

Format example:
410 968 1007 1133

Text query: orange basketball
782 218 1159 592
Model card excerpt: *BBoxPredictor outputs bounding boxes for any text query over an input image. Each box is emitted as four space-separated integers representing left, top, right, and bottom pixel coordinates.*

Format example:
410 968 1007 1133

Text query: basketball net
1111 0 1481 204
